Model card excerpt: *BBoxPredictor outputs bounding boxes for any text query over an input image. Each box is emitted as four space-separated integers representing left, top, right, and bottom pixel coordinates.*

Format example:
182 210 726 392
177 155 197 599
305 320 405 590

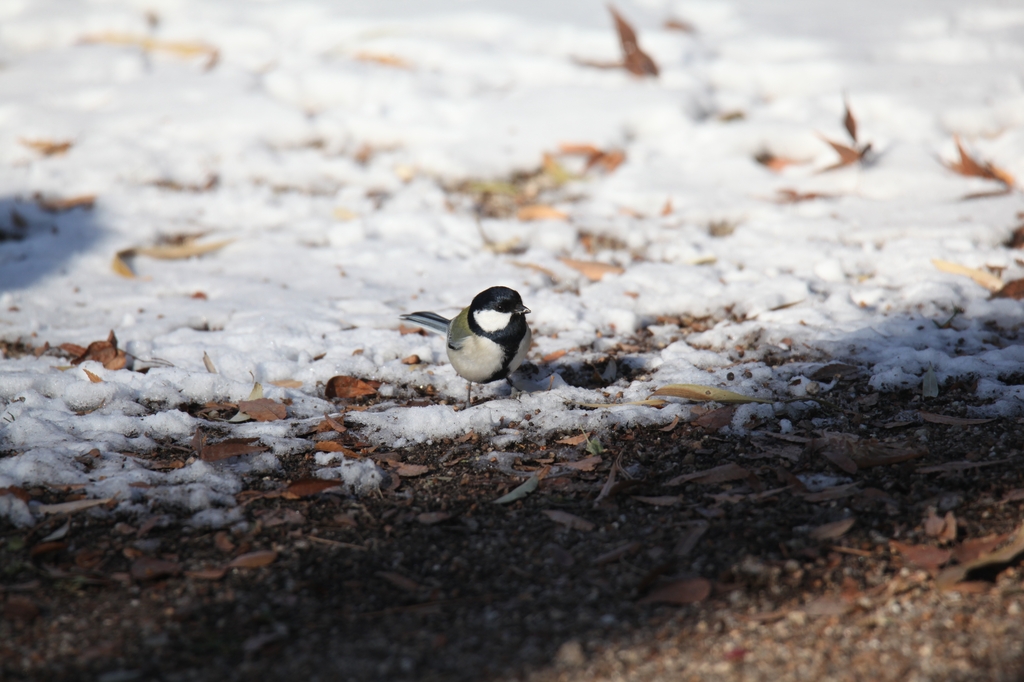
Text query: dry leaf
890 541 951 574
692 405 736 431
993 279 1024 300
318 413 347 433
542 349 568 363
270 379 302 388
494 474 540 504
68 330 126 370
563 455 602 471
593 541 642 565
802 483 859 502
951 534 1010 565
227 550 278 569
609 5 659 77
19 138 73 156
34 498 112 515
517 204 568 221
842 98 858 143
936 524 1024 589
664 18 694 32
185 567 228 581
659 415 680 432
325 376 380 400
202 352 217 374
556 433 590 446
919 411 995 427
932 259 1003 291
136 239 232 260
755 152 804 172
35 194 95 212
944 135 1015 187
416 512 451 525
200 437 268 462
773 188 833 203
559 257 624 281
285 479 340 497
354 52 411 68
401 354 421 365
83 369 102 383
82 32 218 69
542 510 595 532
809 517 855 541
638 577 711 605
236 398 286 422
653 384 772 404
395 463 429 477
130 557 181 580
666 462 752 487
112 250 136 277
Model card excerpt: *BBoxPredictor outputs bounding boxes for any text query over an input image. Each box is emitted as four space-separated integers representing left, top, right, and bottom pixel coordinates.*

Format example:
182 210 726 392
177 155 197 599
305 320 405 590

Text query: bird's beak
516 305 530 315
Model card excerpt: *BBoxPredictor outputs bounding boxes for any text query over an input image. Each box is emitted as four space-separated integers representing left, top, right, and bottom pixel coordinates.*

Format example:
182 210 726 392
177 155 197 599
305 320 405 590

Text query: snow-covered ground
2 0 1023 528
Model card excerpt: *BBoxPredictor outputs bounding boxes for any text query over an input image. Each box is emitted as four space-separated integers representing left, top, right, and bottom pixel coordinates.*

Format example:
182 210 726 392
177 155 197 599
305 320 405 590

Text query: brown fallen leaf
269 379 302 388
401 354 421 365
35 194 96 212
83 369 102 383
918 411 995 426
819 134 871 171
664 18 694 32
130 557 181 581
693 405 737 431
68 330 126 370
556 433 590 446
755 152 804 172
542 349 568 363
809 517 856 541
236 398 286 422
811 363 861 382
593 541 642 565
19 138 73 156
3 595 40 622
943 135 1015 188
936 524 1024 589
563 455 602 472
542 510 595 532
951 533 1010 565
609 5 659 77
395 463 429 477
773 188 833 203
29 541 68 558
227 550 277 569
314 442 358 457
666 462 752 487
416 512 451 525
993 279 1024 300
517 204 568 221
559 257 625 281
325 376 380 400
801 483 860 503
917 458 1011 474
317 413 347 433
284 479 340 498
200 437 268 462
890 541 951 575
638 577 711 605
659 415 680 432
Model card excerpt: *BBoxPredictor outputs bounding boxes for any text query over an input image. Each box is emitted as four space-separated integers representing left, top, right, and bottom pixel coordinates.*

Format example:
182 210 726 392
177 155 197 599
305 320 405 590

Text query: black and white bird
400 286 532 405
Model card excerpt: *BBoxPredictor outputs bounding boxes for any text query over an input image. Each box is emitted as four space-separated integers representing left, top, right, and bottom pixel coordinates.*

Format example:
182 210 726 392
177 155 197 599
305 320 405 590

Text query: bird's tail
399 311 450 335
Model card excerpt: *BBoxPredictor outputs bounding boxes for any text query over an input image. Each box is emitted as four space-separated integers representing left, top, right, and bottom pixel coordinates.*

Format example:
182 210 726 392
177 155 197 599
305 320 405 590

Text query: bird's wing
399 311 450 336
445 307 473 351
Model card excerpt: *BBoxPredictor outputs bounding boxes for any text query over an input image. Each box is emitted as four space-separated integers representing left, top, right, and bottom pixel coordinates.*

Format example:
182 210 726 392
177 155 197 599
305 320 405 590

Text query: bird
400 286 532 406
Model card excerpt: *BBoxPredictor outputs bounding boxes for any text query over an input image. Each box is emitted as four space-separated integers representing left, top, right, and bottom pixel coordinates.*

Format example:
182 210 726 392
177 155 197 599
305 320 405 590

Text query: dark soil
4 371 1024 682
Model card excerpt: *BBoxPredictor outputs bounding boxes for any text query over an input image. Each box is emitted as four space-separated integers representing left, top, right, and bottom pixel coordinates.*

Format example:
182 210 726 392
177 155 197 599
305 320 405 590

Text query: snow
2 0 1023 527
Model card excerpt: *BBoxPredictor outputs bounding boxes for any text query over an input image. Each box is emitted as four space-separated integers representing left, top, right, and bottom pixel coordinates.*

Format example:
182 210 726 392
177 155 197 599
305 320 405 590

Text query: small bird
400 286 532 406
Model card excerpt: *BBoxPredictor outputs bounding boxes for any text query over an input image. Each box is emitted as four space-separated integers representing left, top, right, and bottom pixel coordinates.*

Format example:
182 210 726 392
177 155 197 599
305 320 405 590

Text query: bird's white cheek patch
473 309 512 332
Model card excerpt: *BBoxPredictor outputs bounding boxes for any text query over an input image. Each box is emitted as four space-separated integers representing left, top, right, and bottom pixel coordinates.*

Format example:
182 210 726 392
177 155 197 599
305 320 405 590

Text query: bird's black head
470 286 530 316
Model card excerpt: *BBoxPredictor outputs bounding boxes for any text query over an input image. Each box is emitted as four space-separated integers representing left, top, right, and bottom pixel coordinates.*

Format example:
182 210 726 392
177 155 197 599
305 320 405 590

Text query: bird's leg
465 382 472 409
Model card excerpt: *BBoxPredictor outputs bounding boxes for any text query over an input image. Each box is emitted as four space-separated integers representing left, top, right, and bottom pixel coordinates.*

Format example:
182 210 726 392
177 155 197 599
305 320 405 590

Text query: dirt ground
3 352 1024 682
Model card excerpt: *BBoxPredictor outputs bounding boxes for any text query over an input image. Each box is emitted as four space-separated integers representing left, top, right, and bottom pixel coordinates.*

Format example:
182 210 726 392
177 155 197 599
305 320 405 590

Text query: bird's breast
447 334 509 384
